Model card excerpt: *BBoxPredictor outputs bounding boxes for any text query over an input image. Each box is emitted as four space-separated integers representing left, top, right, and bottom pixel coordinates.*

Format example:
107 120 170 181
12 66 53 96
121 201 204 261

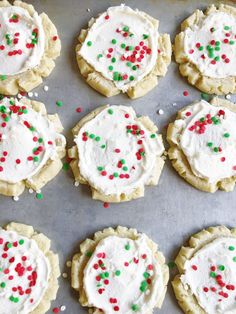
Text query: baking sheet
1 0 236 313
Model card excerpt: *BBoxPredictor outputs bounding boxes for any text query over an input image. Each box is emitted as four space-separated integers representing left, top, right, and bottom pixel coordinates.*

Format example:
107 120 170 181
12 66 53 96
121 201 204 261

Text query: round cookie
0 0 61 95
174 4 236 95
76 4 171 99
68 105 165 202
172 226 236 314
71 226 169 313
0 96 66 197
0 221 60 314
167 97 236 193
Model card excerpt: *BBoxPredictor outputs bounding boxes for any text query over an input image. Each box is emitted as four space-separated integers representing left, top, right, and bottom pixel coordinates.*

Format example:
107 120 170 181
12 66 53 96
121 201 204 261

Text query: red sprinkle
183 91 189 97
103 202 109 208
76 107 82 113
53 308 60 313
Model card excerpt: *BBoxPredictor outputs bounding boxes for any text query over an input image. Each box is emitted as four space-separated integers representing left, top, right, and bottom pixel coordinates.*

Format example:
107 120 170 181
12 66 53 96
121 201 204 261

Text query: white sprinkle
13 196 19 202
158 109 164 115
66 261 72 268
17 93 22 99
62 272 68 278
87 8 91 12
44 85 49 92
34 92 38 97
61 305 66 311
28 188 34 194
172 102 177 106
74 181 79 187
225 94 231 100
28 92 33 97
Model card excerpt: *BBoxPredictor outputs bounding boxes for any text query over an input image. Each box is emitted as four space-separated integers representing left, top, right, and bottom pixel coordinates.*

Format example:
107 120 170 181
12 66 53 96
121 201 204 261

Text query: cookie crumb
28 188 34 194
74 181 79 187
87 8 91 12
157 109 164 115
62 272 68 278
172 102 177 106
34 92 38 97
44 85 49 92
28 92 33 97
225 94 231 100
66 261 72 268
13 196 19 202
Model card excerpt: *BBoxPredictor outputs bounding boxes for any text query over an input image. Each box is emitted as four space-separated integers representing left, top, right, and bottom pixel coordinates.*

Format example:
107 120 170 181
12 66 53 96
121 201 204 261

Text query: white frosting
176 100 236 183
75 105 164 195
83 235 164 313
0 97 65 184
0 228 50 314
184 12 236 78
79 5 159 92
181 237 236 314
0 6 45 76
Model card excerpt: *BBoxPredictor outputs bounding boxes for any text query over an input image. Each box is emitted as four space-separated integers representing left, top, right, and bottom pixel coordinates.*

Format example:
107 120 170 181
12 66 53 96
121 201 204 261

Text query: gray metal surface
1 0 236 313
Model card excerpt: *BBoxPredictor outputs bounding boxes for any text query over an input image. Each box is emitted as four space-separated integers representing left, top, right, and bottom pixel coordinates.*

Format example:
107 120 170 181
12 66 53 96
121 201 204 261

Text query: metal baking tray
1 0 236 313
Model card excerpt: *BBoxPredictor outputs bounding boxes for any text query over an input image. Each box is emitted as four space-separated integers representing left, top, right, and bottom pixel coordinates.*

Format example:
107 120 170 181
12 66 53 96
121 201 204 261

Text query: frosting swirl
0 228 50 314
79 5 159 92
184 11 236 78
83 235 164 313
0 6 45 76
75 105 164 195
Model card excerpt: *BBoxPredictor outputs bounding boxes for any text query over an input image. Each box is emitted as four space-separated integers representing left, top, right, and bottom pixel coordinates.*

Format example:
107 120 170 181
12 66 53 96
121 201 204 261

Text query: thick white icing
83 235 164 314
184 11 236 78
0 228 50 314
0 6 45 76
75 105 164 196
181 237 236 314
79 5 159 92
176 100 236 183
0 97 65 184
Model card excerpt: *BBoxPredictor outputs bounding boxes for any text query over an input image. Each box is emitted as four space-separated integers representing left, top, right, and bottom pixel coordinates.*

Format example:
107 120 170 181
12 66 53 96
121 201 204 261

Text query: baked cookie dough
68 105 165 202
0 0 61 95
71 226 169 313
76 4 171 99
172 226 236 314
0 96 66 197
0 221 60 313
167 97 236 193
174 4 236 95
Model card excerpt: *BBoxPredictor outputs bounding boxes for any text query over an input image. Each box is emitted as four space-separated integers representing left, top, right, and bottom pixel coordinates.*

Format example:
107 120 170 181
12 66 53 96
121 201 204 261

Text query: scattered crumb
44 85 49 92
61 305 66 312
62 272 68 278
225 94 231 100
157 109 164 115
66 261 72 268
74 181 79 187
34 92 38 97
87 8 91 12
28 188 34 194
28 92 33 97
13 196 19 202
172 102 177 106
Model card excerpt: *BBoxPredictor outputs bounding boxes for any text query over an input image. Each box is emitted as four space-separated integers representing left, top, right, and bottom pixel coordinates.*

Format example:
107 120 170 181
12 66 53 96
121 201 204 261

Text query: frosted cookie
0 0 61 95
0 221 60 314
167 97 236 193
0 96 66 197
71 226 169 313
172 226 236 314
68 105 165 202
174 4 236 95
76 4 171 99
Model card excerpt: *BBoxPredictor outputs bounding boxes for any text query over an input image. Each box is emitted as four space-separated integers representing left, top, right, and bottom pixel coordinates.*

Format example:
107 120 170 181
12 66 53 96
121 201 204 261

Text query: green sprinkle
200 117 205 122
87 41 92 46
230 40 235 45
38 138 43 143
121 43 126 49
7 243 12 249
215 41 220 46
113 172 119 178
201 93 210 101
95 136 101 142
33 156 39 162
104 272 109 278
128 46 133 51
123 26 129 32
207 142 213 147
131 304 139 312
86 251 93 257
56 101 63 107
214 147 219 152
143 272 150 279
108 65 113 71
129 76 134 81
115 270 121 276
120 159 125 164
215 46 220 51
32 38 37 44
123 166 128 171
126 62 132 67
215 56 220 61
0 282 6 288
125 243 130 250
132 65 137 70
209 51 214 58
100 273 106 279
233 257 236 262
19 239 24 245
210 271 216 278
143 34 149 39
108 108 113 115
36 193 43 200
224 133 230 138
4 116 10 122
199 46 204 51
63 162 69 171
101 144 106 149
113 72 119 81
168 261 176 269
229 246 235 251
111 39 117 44
150 134 156 138
224 26 230 30
97 166 104 171
111 57 116 63
89 134 95 139
97 54 103 59
0 75 7 81
218 265 225 271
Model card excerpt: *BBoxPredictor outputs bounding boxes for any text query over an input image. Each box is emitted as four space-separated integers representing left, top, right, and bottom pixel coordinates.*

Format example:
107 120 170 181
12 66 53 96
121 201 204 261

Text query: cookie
174 4 236 95
167 97 236 193
76 4 171 99
0 221 60 313
0 96 66 197
172 226 236 314
0 0 61 95
68 105 165 202
71 226 169 313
